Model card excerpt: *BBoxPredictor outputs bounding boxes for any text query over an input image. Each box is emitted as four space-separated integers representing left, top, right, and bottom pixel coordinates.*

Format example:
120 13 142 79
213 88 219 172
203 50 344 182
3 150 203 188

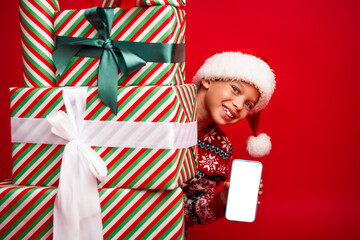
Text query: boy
183 50 276 226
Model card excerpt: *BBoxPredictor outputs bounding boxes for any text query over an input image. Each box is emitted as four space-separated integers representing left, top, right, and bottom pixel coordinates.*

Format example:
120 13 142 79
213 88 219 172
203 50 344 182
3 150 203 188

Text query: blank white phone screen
225 159 262 222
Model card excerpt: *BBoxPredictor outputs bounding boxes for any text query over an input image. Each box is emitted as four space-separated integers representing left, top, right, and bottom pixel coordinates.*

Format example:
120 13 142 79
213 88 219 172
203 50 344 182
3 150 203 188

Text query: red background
1 0 360 239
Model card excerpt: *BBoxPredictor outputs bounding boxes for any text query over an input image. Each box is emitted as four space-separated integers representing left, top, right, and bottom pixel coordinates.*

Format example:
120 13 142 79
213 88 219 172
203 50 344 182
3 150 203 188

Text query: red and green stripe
0 185 56 240
177 145 197 186
102 0 186 7
0 185 184 239
101 187 184 239
19 0 59 87
53 6 185 87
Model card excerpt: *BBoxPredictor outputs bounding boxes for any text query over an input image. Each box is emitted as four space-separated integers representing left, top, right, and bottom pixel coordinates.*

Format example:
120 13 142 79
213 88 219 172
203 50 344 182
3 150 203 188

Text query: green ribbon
53 7 185 114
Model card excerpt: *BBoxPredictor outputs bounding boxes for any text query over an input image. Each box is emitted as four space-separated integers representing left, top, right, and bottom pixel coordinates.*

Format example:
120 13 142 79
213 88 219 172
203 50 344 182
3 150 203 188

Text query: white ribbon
49 88 107 240
11 119 197 149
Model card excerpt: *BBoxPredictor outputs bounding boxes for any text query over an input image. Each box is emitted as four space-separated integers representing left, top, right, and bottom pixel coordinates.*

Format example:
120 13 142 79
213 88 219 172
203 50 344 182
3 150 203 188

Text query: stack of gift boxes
0 0 197 239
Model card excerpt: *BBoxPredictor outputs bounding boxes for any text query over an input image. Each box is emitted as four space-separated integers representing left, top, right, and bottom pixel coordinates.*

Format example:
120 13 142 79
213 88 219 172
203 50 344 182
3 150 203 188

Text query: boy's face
201 79 260 126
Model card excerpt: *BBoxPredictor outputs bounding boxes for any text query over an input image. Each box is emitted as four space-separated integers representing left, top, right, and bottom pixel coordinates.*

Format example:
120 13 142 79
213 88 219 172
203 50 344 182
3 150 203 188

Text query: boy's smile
222 105 235 119
197 79 260 130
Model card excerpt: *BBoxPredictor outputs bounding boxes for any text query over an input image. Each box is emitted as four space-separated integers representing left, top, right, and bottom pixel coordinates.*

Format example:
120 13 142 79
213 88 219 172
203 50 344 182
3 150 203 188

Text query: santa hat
193 50 276 158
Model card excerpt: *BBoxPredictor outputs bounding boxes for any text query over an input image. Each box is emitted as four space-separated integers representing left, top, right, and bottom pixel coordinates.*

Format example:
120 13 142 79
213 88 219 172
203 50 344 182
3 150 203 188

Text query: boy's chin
214 114 247 126
214 118 240 126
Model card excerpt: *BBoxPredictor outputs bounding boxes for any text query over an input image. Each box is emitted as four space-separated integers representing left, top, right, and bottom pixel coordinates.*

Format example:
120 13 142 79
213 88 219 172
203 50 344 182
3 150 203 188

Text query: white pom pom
246 133 272 158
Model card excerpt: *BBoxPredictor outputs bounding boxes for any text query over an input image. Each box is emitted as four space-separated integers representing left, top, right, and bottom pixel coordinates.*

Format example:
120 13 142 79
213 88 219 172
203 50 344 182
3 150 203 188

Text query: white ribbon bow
47 88 107 240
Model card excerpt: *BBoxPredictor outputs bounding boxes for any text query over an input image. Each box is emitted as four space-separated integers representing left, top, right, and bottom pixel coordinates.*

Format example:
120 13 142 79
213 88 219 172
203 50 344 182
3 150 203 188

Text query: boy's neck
197 114 213 131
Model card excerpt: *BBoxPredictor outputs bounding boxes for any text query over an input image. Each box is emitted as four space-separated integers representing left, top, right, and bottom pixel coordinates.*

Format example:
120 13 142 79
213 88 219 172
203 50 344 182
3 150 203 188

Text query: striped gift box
10 84 197 190
54 5 185 87
0 184 184 239
102 0 186 8
18 1 185 88
19 0 60 87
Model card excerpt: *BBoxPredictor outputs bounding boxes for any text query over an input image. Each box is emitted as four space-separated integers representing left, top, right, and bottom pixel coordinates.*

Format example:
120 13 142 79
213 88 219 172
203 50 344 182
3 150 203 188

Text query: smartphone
225 159 263 222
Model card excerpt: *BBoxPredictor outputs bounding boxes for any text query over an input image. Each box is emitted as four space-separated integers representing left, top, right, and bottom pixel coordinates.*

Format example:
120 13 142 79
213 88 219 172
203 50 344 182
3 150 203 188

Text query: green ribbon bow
53 7 185 114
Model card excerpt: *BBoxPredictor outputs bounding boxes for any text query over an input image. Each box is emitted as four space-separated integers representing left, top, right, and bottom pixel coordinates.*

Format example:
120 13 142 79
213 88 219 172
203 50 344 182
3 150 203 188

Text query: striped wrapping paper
10 85 197 190
102 0 186 8
0 179 13 186
18 1 185 88
19 0 60 87
54 5 186 87
0 184 184 239
177 140 197 187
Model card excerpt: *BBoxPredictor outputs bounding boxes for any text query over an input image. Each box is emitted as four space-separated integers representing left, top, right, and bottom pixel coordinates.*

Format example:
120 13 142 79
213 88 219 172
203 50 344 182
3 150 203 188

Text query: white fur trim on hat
193 51 276 114
246 133 272 158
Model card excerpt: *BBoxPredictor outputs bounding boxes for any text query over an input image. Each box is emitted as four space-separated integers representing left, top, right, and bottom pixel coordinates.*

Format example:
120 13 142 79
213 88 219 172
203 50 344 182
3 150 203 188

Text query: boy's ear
201 78 211 89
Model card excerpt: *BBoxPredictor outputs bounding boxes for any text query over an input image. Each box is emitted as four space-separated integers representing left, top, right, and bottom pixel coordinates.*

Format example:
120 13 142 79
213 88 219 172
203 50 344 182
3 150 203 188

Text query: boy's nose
233 99 243 111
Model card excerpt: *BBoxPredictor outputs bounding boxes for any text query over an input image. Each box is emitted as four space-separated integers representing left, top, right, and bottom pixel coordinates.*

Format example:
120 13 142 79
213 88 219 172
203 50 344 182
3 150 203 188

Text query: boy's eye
232 86 239 93
245 102 253 109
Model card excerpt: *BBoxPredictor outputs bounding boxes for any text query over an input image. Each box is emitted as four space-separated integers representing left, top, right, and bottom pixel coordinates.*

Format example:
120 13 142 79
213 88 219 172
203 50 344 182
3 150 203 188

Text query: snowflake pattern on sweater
182 123 233 225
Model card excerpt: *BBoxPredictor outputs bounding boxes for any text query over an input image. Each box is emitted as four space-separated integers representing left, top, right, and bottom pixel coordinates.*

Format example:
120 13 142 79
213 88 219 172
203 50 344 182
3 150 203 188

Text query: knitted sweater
182 123 233 225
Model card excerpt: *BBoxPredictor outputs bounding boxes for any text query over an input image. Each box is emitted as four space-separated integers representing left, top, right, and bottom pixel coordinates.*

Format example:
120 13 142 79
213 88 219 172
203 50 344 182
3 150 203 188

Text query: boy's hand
220 181 230 210
258 179 263 205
